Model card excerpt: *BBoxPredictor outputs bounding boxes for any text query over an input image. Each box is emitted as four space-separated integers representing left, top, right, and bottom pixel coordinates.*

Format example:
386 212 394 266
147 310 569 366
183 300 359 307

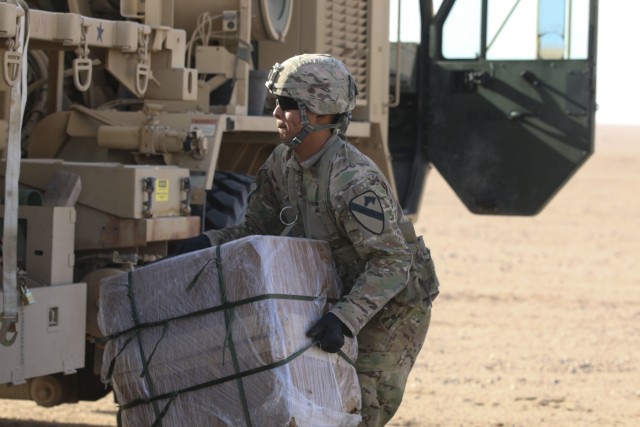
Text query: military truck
0 0 598 407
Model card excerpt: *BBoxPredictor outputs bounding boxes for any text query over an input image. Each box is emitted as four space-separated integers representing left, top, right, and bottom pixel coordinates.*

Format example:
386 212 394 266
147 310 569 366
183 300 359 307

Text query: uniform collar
299 134 342 169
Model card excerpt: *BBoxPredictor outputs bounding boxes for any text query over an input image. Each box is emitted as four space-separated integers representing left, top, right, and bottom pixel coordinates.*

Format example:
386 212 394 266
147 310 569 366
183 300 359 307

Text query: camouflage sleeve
203 153 284 245
329 173 413 336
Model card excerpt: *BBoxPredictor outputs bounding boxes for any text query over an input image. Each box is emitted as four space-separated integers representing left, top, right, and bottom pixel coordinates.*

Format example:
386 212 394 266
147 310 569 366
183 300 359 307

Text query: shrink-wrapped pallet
98 235 361 426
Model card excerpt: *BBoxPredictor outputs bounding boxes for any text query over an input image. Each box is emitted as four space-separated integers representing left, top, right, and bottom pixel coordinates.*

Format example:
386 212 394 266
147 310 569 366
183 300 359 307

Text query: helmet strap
336 112 351 137
284 101 342 149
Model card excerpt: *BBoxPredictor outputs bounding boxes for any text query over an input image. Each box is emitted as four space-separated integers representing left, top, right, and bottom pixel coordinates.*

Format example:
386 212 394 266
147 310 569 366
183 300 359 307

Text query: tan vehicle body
0 0 394 406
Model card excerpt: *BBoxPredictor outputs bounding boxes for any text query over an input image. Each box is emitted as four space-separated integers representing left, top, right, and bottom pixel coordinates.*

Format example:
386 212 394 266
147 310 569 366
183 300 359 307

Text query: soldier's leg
355 303 431 427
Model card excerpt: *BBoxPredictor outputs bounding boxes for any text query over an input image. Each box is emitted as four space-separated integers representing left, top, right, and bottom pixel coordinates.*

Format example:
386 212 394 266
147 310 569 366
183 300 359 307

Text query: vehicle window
389 0 421 43
540 0 590 59
486 0 537 59
442 0 482 59
389 0 421 97
441 0 590 60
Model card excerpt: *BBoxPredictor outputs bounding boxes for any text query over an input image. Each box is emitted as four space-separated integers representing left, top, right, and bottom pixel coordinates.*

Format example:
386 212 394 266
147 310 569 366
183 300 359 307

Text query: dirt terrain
1 125 638 426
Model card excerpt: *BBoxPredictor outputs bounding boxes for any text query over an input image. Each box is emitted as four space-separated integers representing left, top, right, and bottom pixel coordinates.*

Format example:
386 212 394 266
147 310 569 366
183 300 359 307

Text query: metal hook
0 318 17 347
72 57 93 92
135 63 150 96
2 50 22 87
72 21 92 92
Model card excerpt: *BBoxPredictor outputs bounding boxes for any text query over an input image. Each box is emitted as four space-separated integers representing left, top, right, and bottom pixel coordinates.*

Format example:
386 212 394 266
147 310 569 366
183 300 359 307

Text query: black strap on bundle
105 245 353 427
125 270 163 425
213 244 253 426
98 294 337 347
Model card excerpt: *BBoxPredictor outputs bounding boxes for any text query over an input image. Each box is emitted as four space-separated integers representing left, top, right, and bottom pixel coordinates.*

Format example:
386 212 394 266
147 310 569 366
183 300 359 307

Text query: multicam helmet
265 53 357 115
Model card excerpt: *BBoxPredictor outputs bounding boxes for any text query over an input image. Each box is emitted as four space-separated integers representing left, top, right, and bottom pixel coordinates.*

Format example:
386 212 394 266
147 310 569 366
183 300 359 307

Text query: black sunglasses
276 96 300 111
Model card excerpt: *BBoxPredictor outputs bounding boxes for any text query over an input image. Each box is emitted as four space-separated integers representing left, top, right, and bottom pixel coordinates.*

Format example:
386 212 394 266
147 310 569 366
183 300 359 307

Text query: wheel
29 375 72 407
202 170 255 230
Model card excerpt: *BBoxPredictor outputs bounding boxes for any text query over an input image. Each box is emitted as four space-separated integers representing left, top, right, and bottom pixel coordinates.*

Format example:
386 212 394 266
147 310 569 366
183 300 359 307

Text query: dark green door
425 0 598 215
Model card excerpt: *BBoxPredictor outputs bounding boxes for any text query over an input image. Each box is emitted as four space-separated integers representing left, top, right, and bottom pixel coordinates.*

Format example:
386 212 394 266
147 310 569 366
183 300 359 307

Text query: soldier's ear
317 114 335 124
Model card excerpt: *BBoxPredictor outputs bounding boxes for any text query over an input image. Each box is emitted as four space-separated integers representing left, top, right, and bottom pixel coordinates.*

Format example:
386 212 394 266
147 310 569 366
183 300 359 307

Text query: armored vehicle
0 0 598 406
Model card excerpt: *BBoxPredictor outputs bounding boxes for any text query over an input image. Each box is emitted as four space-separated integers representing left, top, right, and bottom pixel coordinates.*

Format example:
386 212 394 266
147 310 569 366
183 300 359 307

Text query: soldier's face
273 102 321 142
273 102 301 141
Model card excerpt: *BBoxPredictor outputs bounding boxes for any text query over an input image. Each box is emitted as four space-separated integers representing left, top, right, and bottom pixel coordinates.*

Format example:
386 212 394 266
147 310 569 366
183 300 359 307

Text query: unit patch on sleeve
349 190 385 235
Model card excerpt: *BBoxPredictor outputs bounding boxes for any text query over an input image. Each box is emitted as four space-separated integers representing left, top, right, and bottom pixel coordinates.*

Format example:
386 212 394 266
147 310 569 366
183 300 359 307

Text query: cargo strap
1 1 29 348
213 244 252 427
98 295 338 345
105 244 353 427
117 340 355 417
123 270 164 425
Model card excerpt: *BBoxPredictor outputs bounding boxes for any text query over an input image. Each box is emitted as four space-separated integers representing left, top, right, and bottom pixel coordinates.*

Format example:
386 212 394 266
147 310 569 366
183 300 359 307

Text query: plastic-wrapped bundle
98 235 361 426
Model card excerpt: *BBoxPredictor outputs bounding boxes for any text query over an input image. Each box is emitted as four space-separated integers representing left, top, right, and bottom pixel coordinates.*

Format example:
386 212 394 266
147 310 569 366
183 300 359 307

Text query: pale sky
390 1 640 126
595 1 640 125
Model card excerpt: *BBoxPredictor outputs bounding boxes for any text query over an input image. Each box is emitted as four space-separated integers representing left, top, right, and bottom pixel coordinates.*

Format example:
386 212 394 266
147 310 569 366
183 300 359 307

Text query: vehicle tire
201 170 255 231
29 374 72 407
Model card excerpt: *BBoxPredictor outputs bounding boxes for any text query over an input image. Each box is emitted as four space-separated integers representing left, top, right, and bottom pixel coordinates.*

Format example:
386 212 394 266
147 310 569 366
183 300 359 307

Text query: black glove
171 234 211 255
306 313 350 353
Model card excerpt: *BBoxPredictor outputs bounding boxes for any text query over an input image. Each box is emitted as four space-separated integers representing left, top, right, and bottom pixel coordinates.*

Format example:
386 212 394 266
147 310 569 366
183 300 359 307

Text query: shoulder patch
349 190 384 235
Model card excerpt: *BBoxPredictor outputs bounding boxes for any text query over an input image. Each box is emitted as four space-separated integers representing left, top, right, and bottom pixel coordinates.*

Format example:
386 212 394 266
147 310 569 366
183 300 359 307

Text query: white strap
2 1 28 346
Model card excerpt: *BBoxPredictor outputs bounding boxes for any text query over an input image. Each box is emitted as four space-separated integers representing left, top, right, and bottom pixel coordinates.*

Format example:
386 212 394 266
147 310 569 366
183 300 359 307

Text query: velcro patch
349 191 384 235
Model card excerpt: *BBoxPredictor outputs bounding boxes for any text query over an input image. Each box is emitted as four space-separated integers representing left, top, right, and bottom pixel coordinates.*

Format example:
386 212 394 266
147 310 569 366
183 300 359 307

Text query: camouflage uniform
203 54 439 426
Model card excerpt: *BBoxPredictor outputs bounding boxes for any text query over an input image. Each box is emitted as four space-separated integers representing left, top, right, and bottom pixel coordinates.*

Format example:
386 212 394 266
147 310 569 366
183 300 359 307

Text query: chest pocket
285 140 345 245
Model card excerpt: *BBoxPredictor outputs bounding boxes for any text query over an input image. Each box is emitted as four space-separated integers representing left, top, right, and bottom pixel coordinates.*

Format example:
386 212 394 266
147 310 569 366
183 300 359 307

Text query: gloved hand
171 234 211 255
306 313 350 353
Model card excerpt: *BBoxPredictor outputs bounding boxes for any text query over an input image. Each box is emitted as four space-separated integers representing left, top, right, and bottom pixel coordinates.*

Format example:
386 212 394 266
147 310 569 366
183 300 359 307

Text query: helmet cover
265 53 357 115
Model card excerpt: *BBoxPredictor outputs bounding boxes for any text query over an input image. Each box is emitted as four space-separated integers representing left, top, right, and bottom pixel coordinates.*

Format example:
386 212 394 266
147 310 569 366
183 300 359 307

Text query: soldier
178 53 439 426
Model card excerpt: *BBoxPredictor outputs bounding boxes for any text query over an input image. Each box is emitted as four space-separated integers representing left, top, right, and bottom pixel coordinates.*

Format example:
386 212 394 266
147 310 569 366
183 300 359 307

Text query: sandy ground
0 125 638 426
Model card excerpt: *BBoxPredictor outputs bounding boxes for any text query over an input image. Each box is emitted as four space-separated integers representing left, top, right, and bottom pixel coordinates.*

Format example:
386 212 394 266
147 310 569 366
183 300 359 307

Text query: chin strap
284 101 347 149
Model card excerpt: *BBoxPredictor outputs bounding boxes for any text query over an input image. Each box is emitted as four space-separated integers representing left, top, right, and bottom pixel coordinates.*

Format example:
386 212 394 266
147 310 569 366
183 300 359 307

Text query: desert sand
0 125 638 426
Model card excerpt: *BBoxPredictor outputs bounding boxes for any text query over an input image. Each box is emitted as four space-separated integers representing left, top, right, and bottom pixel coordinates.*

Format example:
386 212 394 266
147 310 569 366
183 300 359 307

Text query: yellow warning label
155 179 169 202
